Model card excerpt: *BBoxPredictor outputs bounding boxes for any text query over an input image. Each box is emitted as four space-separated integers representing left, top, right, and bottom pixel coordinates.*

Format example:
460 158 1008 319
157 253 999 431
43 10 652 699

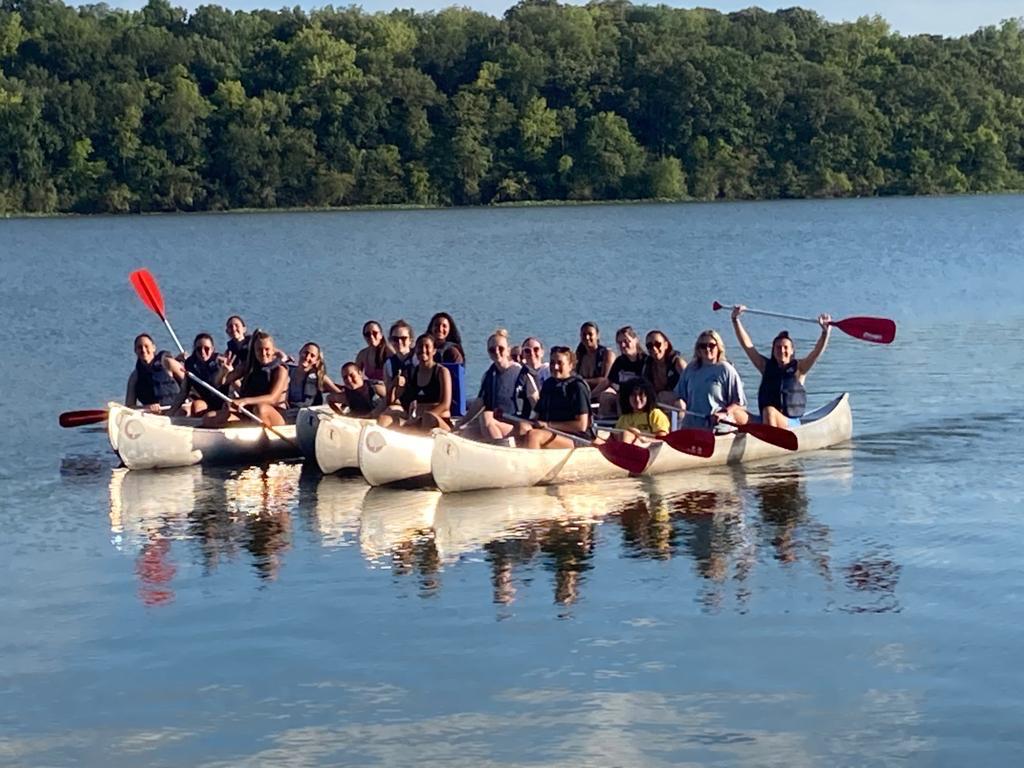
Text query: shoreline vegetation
1 0 1023 216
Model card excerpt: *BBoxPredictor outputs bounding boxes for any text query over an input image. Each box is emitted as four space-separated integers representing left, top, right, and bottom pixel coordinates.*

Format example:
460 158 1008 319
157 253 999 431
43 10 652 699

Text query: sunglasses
390 335 410 343
698 342 718 350
488 346 506 355
646 340 664 349
197 345 214 352
363 330 380 339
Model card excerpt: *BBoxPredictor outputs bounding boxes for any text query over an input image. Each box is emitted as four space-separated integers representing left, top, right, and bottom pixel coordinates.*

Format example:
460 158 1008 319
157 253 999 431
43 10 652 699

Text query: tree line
1 0 1022 214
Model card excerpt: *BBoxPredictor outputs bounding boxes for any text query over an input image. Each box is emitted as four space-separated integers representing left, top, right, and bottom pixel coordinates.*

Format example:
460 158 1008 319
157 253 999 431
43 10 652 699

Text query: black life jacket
226 335 251 366
385 353 411 381
135 351 178 406
345 384 379 415
576 345 610 378
434 341 464 363
641 350 683 392
513 365 540 419
240 360 281 399
757 357 807 418
287 365 323 408
185 354 220 398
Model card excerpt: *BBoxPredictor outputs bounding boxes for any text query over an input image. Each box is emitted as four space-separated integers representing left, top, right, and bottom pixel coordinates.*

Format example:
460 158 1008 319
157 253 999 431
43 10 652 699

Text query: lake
2 196 1024 765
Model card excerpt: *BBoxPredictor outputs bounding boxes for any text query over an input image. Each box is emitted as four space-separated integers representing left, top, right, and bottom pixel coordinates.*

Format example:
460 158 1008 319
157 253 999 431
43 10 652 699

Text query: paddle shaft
721 305 823 326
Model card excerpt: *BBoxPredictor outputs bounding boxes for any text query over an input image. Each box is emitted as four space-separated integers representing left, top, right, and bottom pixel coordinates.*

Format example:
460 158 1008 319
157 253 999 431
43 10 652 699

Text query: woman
428 312 466 363
642 329 687 406
355 321 390 385
383 319 415 405
575 322 615 402
465 329 522 439
674 330 748 429
286 342 341 410
224 315 250 366
525 347 593 449
125 333 184 412
610 379 670 445
169 332 220 416
513 336 550 420
731 305 831 428
328 362 383 417
206 331 289 427
600 326 647 417
378 333 453 433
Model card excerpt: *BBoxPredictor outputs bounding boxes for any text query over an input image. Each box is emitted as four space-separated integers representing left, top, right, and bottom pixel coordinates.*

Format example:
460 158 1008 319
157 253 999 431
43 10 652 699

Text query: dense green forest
0 0 1022 213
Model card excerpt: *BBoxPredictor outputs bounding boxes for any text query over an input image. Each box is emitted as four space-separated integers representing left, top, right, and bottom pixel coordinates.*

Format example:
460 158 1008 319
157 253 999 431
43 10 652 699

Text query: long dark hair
428 312 464 358
575 321 600 363
619 378 657 415
362 320 391 369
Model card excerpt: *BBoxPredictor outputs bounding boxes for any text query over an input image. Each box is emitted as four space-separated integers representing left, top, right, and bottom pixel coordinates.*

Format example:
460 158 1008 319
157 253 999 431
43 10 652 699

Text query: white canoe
109 402 301 471
357 423 435 487
314 411 374 474
432 394 852 493
295 405 333 460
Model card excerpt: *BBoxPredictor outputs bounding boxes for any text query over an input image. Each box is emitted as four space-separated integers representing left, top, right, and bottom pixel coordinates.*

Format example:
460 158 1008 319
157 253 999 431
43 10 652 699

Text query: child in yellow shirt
613 379 671 444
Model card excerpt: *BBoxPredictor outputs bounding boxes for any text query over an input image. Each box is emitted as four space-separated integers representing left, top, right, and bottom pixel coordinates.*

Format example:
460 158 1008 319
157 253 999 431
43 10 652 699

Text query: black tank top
400 364 443 409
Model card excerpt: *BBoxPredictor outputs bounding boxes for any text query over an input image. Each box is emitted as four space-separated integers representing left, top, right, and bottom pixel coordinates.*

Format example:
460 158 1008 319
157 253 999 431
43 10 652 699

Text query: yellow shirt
615 409 671 434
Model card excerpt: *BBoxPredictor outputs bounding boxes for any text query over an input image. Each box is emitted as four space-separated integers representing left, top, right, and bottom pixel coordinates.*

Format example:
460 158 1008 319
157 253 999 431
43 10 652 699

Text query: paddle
661 403 798 451
712 301 896 344
129 268 298 447
59 409 109 428
495 411 650 475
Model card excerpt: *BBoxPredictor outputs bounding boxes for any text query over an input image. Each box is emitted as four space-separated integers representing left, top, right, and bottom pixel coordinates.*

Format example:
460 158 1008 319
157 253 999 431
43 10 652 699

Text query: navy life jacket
513 365 540 419
642 350 683 392
135 351 179 406
240 359 282 399
576 345 610 378
185 354 220 398
758 357 807 418
287 365 323 408
345 384 379 415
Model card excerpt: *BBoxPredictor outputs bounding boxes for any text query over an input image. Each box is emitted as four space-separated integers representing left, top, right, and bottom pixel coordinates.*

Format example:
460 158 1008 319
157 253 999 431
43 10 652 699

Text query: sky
103 0 1023 38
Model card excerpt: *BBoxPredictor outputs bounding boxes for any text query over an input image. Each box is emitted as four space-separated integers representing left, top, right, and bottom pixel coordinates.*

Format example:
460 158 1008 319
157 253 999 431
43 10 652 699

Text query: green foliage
0 0 1022 213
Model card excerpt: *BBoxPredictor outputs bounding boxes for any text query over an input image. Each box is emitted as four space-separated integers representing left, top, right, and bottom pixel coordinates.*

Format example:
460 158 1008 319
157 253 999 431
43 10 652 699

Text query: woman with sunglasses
599 326 647 417
525 346 593 449
512 336 550 419
168 332 220 416
286 341 342 410
383 319 415 406
641 330 687 406
730 304 831 428
428 311 466 363
575 322 615 402
377 333 453 433
356 320 390 387
674 330 748 429
465 329 522 439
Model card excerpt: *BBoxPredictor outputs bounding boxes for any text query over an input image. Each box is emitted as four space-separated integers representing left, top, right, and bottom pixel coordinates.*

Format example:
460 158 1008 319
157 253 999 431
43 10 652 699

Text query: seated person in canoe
523 346 594 449
224 315 250 368
383 319 415 406
168 332 220 416
328 362 384 417
512 336 550 420
286 342 341 410
125 333 185 413
599 325 647 417
205 331 289 427
730 305 831 429
609 379 671 445
355 320 390 397
575 321 615 403
428 312 466 364
377 333 453 433
641 329 687 407
464 329 522 440
674 329 748 429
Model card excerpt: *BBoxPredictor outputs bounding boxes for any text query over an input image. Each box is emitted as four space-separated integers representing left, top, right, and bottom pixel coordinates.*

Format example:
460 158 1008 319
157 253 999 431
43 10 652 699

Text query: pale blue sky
101 1 1022 37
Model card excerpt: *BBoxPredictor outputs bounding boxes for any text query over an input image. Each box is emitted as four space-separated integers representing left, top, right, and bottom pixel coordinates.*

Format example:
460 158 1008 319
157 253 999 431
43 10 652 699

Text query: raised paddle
495 411 650 475
712 301 896 344
661 403 798 452
129 268 298 447
59 409 109 428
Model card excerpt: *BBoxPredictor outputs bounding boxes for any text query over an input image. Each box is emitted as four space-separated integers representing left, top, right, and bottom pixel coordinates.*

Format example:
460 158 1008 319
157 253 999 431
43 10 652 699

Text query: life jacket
513 365 540 419
434 340 464 363
642 350 683 392
240 359 282 399
345 384 379 415
287 365 323 408
185 354 220 398
135 351 178 406
577 345 609 378
757 357 807 418
226 335 251 365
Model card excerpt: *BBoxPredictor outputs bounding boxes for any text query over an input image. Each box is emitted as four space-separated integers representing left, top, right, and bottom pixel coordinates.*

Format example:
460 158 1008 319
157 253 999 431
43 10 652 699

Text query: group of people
126 306 832 448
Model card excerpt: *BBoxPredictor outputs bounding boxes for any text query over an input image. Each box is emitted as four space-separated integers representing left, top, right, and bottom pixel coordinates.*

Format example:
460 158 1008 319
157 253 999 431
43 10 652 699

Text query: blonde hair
487 328 509 348
691 329 727 368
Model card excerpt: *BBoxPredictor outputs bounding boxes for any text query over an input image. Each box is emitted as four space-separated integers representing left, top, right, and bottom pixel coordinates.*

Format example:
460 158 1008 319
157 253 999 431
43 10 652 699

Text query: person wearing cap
730 304 832 429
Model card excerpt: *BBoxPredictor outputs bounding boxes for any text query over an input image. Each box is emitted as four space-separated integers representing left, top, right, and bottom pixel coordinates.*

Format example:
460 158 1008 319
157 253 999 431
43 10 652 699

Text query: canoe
432 394 852 493
295 404 333 460
314 410 374 474
357 423 436 487
109 402 302 471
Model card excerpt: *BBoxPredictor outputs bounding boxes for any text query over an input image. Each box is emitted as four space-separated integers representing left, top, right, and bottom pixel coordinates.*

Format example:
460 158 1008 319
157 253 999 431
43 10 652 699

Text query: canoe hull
357 424 434 487
295 405 332 460
314 412 370 474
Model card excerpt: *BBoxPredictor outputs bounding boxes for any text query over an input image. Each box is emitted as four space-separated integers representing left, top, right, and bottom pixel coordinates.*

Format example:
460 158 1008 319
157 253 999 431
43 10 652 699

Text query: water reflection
105 447 893 613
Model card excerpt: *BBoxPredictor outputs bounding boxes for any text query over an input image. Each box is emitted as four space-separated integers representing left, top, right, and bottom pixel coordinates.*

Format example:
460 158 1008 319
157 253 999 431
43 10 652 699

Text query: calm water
2 197 1024 765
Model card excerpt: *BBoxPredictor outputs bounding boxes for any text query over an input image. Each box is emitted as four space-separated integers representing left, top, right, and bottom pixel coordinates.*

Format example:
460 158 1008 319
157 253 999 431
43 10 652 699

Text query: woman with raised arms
206 331 289 427
125 333 184 412
674 329 748 429
428 312 466 364
575 322 615 403
730 305 831 428
377 333 453 433
524 346 593 449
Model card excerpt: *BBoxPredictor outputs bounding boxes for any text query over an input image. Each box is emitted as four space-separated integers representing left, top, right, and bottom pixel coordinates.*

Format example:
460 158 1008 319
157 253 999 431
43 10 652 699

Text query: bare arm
321 374 343 394
731 306 767 374
125 370 138 406
798 314 832 376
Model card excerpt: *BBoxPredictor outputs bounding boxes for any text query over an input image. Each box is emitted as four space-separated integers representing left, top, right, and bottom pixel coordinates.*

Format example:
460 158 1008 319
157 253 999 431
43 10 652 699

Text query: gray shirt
674 361 746 427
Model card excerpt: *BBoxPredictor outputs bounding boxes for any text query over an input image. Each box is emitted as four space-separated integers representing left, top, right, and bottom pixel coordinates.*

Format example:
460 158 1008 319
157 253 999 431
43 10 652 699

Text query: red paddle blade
598 441 650 474
833 316 896 344
738 422 798 451
59 409 108 427
712 301 725 311
662 428 716 458
130 269 166 319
